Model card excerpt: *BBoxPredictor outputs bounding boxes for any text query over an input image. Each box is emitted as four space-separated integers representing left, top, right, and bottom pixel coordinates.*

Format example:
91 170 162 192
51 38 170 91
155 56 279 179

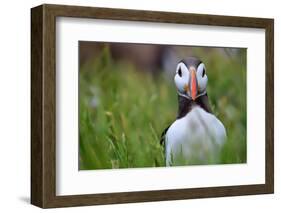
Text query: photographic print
31 4 273 207
79 42 247 170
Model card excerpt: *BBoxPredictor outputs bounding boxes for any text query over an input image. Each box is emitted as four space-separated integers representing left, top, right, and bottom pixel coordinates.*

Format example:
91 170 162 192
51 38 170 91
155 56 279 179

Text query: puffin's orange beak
190 68 197 101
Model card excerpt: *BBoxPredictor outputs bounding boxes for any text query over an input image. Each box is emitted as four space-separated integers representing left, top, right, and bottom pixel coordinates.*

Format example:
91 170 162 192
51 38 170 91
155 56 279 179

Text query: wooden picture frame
31 4 274 208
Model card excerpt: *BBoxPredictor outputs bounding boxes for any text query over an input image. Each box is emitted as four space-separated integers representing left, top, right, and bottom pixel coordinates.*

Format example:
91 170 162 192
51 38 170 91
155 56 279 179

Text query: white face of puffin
174 62 208 100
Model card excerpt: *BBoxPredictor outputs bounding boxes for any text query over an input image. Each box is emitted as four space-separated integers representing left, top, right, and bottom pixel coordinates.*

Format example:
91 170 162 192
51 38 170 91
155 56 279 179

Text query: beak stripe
184 84 189 93
191 69 197 100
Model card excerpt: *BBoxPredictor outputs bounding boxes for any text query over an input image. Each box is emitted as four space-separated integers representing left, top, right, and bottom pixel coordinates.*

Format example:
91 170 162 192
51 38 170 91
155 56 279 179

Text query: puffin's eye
202 68 206 77
178 67 182 77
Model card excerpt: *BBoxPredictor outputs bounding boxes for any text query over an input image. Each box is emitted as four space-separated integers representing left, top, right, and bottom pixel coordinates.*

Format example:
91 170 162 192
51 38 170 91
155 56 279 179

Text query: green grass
79 46 247 170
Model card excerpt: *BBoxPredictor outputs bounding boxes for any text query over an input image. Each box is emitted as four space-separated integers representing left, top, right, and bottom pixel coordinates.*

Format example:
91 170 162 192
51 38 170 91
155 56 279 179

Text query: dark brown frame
31 4 274 208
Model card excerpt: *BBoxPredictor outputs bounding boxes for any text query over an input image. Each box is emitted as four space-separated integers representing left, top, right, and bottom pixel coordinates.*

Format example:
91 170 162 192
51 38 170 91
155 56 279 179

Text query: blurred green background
79 42 247 170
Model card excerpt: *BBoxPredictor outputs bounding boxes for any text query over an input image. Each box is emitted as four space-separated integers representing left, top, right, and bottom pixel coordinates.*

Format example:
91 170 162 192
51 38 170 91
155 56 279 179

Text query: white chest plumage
165 106 226 166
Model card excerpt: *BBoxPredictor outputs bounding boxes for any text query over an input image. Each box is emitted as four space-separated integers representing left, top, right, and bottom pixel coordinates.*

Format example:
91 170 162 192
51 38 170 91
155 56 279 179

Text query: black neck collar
177 94 212 119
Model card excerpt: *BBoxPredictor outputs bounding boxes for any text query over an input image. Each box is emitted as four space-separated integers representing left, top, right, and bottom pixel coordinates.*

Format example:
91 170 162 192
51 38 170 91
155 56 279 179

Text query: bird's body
161 57 227 166
165 104 226 166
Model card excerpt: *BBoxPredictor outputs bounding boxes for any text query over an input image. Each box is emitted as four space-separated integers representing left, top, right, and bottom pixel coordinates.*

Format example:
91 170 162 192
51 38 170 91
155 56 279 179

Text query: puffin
161 57 226 166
